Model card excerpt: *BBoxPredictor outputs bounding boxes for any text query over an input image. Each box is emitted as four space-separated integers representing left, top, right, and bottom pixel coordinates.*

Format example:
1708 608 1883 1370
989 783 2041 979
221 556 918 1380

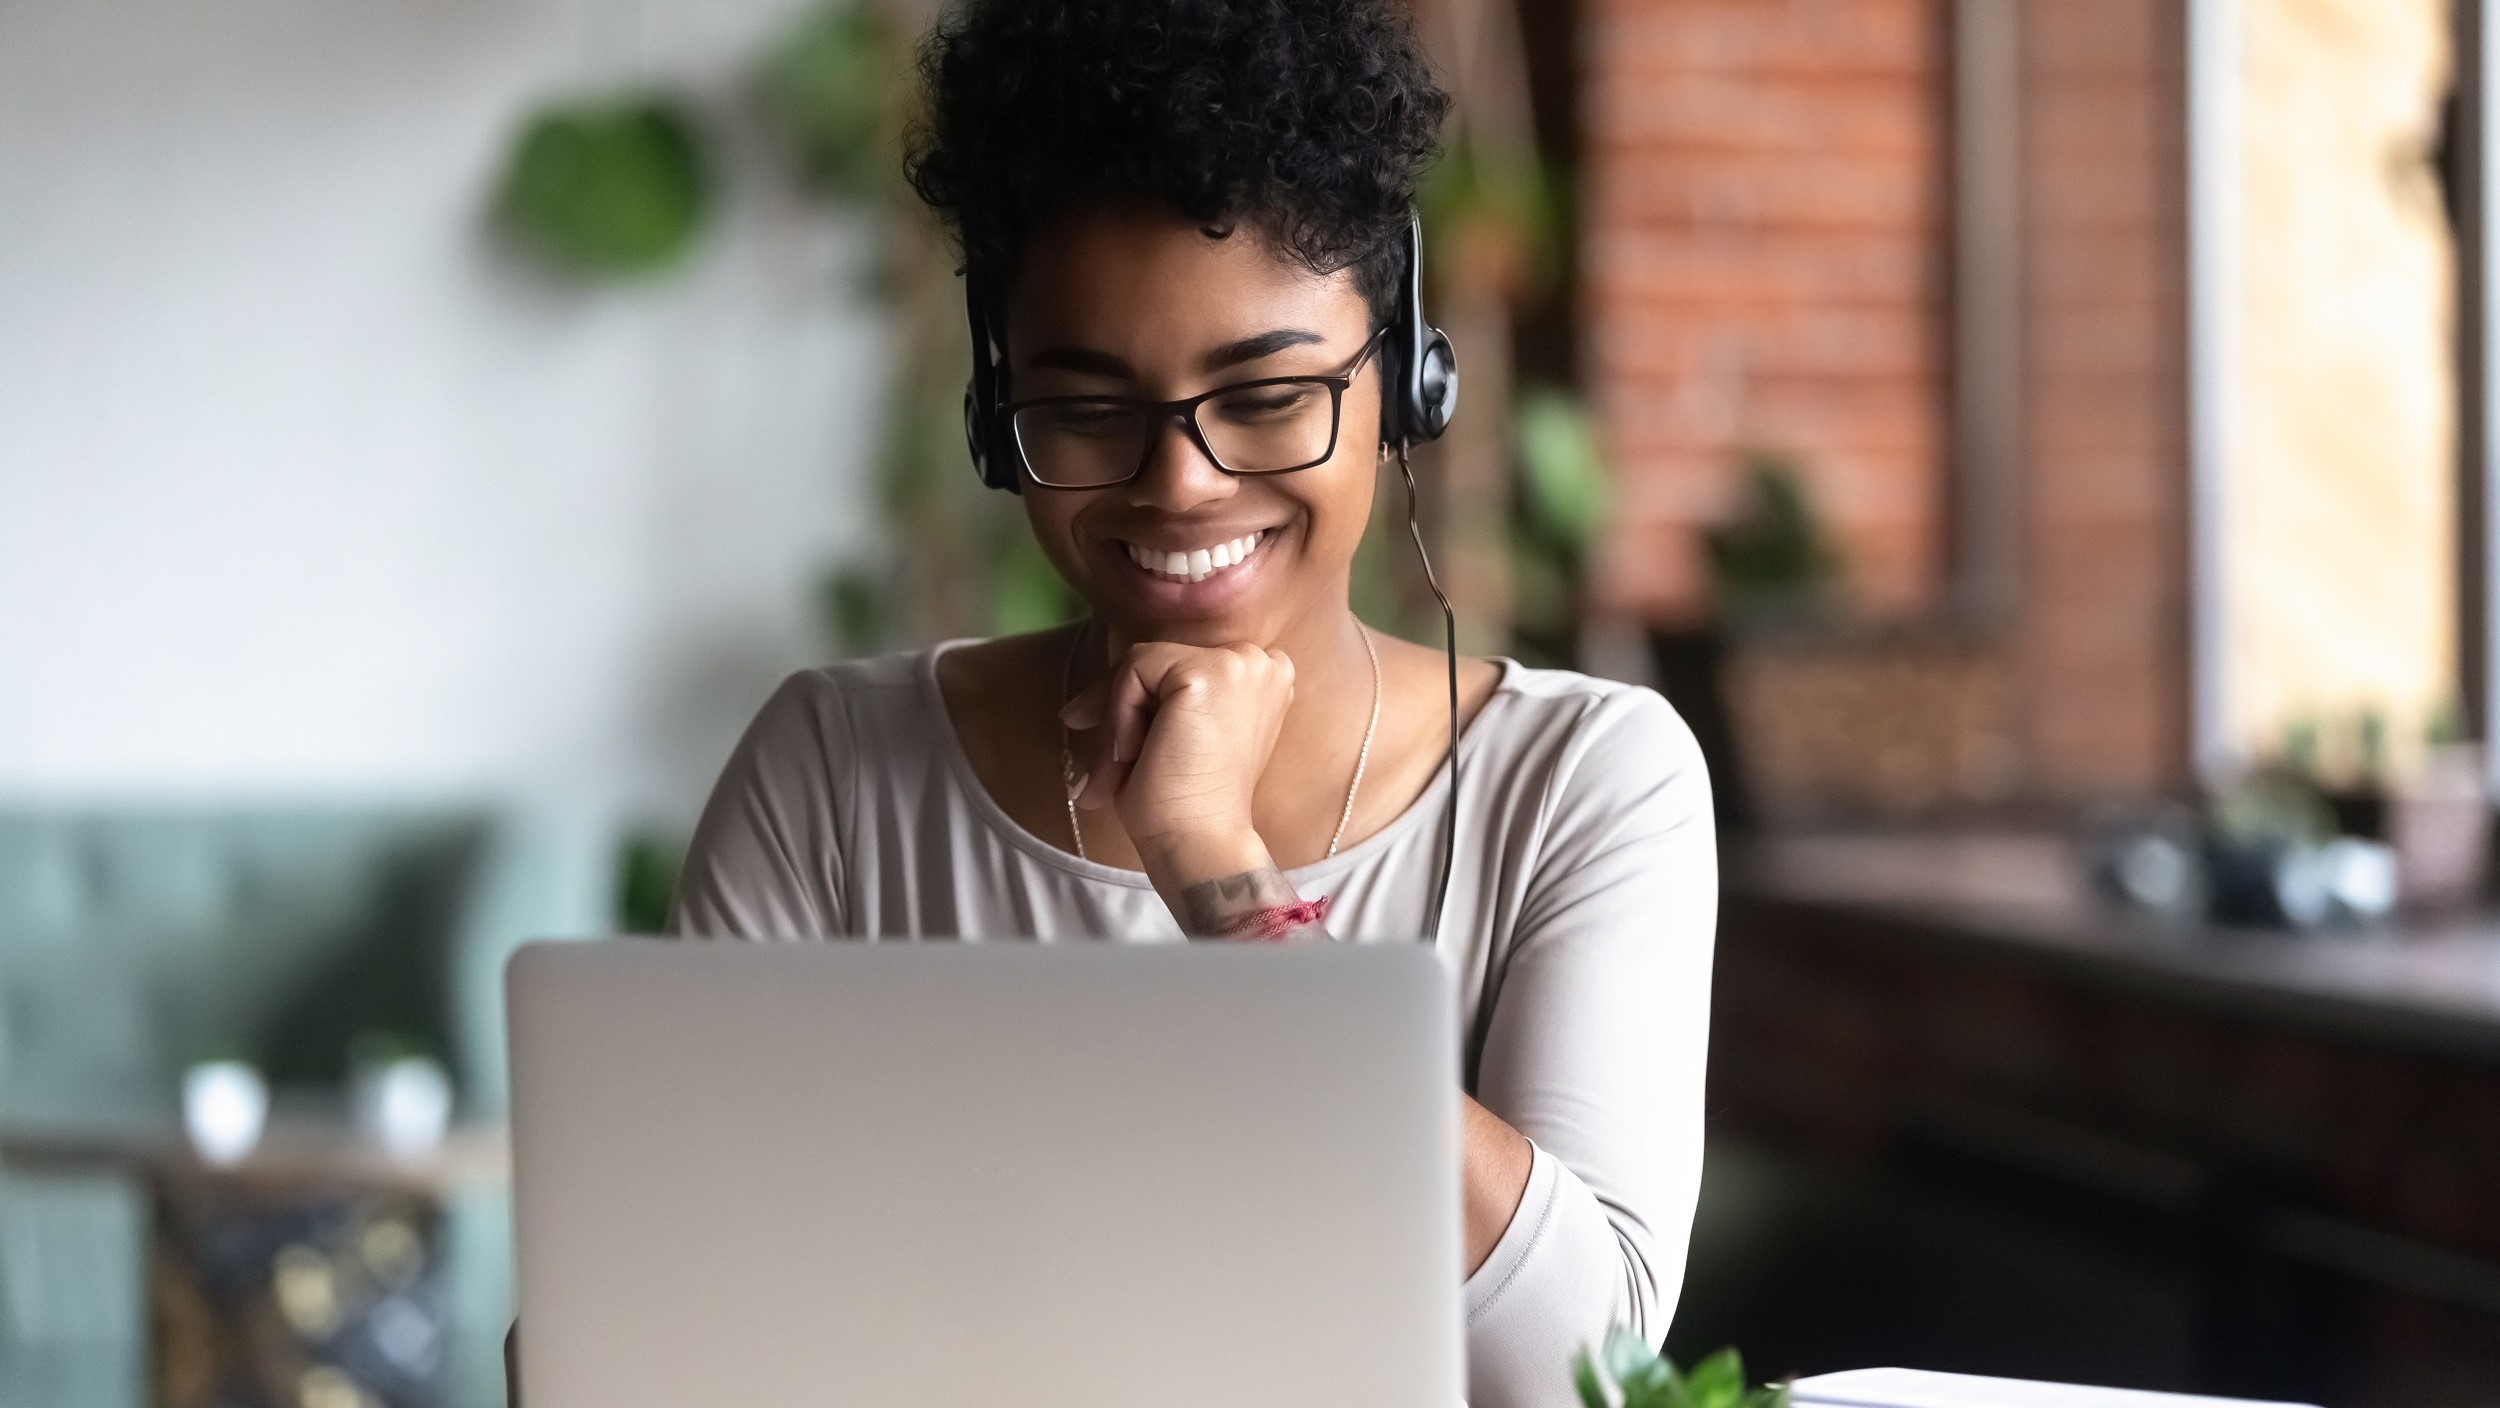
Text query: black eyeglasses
1003 330 1387 490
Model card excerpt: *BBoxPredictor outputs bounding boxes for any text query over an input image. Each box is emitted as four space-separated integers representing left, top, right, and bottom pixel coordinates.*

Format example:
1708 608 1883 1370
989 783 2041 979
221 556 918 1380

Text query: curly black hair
904 0 1449 330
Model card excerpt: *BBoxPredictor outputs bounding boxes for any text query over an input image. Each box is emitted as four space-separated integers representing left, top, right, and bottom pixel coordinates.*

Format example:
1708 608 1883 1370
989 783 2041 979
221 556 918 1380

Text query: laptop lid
507 939 1464 1408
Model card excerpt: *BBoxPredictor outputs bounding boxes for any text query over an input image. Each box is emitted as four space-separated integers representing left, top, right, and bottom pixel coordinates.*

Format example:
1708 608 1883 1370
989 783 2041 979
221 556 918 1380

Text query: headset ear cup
964 380 1022 493
1416 330 1458 441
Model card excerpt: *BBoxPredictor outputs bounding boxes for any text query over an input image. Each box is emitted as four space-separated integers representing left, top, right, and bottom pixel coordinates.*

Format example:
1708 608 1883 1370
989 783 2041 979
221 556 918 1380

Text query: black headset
962 216 1465 943
963 217 1457 490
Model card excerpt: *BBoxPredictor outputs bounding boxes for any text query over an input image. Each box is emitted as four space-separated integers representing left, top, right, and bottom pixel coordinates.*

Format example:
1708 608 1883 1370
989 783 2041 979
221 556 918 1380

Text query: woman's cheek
1028 505 1090 588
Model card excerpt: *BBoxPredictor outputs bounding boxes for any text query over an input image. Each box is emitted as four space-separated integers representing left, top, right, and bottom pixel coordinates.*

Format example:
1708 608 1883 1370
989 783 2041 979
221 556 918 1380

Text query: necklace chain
1060 627 1089 859
1327 626 1382 857
1058 621 1382 864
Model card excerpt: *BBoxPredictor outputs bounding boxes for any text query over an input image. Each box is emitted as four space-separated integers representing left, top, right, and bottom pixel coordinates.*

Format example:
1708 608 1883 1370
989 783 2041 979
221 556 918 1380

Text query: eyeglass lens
1011 380 1340 488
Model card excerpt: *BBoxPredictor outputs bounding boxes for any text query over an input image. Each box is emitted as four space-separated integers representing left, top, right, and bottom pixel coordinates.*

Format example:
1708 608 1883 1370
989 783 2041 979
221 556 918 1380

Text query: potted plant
1574 1332 1788 1408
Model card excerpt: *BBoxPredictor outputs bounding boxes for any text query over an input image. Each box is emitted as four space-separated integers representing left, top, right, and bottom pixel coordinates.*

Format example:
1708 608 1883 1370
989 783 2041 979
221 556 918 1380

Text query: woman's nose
1123 412 1237 512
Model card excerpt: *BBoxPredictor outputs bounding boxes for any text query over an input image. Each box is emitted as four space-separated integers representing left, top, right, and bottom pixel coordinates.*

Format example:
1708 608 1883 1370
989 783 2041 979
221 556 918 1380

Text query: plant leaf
1514 387 1610 552
1601 1328 1655 1386
1572 1347 1613 1408
496 96 710 277
755 0 892 197
1684 1349 1746 1408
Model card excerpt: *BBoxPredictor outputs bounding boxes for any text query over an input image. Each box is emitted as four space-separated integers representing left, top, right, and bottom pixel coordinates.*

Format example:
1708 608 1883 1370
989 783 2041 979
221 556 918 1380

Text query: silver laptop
506 939 1464 1408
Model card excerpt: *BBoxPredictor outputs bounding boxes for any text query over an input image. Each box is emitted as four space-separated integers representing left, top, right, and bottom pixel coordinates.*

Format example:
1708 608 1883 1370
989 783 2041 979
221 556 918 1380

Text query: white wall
0 0 886 818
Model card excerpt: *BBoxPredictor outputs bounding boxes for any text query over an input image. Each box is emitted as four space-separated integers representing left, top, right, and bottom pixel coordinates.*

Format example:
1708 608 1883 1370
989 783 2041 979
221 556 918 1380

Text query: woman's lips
1117 528 1271 585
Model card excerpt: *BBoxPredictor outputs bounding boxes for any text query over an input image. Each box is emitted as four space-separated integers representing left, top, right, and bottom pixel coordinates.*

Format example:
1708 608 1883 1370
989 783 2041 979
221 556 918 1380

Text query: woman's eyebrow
1201 328 1326 373
1023 328 1328 380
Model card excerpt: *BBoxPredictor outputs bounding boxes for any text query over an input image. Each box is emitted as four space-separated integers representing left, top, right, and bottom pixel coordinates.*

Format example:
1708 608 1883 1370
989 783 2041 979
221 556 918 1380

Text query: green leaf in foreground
1572 1331 1789 1408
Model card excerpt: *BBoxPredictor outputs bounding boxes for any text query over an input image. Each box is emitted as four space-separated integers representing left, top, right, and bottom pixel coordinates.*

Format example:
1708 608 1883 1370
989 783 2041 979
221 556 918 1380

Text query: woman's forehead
1006 204 1369 352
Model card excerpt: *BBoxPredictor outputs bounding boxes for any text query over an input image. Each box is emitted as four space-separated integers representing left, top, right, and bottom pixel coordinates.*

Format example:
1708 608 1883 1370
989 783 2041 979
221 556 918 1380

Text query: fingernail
1066 772 1088 802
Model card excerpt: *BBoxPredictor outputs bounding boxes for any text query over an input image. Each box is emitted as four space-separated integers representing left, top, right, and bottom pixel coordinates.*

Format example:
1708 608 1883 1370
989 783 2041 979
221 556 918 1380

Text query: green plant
2208 767 2336 847
2428 696 2468 746
495 95 711 276
817 562 894 657
2356 707 2389 785
1704 452 1838 620
1515 387 1610 555
1421 132 1568 301
619 831 687 935
2281 714 2323 778
755 0 893 198
1573 1332 1788 1408
1508 386 1611 658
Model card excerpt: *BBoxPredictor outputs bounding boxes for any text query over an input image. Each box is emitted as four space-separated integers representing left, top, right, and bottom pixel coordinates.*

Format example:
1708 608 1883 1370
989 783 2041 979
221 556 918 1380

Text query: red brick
1584 0 1947 613
2015 0 2191 795
1584 0 2191 792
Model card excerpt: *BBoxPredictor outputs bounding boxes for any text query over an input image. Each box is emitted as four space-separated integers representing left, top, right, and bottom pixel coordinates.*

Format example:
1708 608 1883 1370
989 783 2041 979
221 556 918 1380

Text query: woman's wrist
1142 831 1329 940
1141 826 1267 883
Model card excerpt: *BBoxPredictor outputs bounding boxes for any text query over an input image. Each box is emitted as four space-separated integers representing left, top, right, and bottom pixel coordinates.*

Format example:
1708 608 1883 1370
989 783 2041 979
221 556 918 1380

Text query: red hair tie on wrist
1216 895 1332 942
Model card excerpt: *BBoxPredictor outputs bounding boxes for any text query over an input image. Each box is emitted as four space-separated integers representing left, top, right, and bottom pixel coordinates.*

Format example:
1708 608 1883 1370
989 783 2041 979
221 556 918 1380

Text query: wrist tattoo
1179 867 1333 942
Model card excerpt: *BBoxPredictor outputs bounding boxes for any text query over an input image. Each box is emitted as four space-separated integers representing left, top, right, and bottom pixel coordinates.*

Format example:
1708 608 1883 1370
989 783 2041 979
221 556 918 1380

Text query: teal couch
0 807 613 1408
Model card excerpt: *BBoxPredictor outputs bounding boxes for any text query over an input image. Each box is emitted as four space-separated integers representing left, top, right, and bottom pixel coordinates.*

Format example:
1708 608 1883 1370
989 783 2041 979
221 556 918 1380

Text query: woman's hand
1060 639 1294 897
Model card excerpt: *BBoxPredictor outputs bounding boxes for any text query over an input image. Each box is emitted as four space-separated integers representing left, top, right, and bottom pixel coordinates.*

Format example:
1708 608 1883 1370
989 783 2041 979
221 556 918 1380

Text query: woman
670 1 1717 1402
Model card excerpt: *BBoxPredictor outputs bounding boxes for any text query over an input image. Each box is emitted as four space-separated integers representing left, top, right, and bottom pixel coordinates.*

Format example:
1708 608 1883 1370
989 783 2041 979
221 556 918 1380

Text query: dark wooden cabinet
1695 835 2500 1406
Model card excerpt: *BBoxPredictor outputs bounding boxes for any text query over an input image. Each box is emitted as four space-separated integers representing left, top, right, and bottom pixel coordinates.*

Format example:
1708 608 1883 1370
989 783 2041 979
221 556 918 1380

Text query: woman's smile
1097 523 1286 615
1119 527 1271 583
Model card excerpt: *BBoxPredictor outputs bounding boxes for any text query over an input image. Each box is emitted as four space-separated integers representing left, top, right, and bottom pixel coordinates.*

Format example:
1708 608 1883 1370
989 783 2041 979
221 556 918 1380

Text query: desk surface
0 1112 508 1193
1730 831 2500 1066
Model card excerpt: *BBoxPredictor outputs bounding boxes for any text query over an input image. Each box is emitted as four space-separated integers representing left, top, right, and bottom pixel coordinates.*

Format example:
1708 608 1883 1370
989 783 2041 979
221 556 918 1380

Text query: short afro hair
904 0 1450 331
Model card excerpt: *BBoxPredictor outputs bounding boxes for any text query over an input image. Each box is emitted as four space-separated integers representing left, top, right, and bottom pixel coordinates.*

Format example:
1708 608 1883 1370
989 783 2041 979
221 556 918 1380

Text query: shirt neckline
918 637 1520 889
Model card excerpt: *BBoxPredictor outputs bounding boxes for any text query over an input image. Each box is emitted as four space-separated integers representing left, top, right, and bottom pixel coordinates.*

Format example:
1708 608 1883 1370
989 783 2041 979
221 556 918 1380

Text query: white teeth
1124 529 1266 582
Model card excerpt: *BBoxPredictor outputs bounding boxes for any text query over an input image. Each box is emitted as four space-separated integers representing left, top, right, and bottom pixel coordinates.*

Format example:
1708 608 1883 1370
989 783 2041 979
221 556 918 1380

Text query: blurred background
4 0 2499 1404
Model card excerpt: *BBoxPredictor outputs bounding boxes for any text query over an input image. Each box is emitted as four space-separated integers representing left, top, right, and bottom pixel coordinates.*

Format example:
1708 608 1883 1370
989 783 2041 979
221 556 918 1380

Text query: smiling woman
665 2 1718 1404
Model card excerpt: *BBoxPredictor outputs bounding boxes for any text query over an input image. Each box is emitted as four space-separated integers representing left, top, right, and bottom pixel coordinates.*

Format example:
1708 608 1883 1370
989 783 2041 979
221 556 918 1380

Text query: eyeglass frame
1000 329 1389 490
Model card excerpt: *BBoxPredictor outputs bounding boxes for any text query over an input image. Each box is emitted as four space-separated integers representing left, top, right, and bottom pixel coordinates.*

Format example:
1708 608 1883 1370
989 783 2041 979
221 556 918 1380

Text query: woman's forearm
1461 1093 1534 1276
1152 829 1529 1276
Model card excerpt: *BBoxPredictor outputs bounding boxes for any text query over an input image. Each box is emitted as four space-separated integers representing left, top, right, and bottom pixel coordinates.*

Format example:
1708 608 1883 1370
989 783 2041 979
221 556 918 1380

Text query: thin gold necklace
1057 621 1382 863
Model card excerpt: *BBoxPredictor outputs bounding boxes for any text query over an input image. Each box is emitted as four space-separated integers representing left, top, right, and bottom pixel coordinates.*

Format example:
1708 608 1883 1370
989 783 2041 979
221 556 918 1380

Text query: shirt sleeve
668 671 851 939
1461 686 1717 1407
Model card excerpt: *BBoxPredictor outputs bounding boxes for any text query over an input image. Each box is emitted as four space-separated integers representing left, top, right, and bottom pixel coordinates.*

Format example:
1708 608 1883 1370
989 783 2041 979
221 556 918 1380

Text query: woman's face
1004 203 1381 649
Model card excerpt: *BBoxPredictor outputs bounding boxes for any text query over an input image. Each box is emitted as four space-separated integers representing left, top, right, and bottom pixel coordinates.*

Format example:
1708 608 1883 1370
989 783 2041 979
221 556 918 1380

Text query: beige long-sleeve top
669 642 1717 1408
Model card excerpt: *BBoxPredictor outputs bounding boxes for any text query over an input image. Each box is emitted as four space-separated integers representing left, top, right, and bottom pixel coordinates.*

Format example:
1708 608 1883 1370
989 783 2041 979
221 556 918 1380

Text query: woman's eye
1213 386 1317 421
1041 404 1139 438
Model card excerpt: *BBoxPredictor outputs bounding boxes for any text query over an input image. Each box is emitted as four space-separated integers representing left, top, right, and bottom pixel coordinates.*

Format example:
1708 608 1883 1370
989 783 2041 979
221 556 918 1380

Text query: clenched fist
1059 640 1294 887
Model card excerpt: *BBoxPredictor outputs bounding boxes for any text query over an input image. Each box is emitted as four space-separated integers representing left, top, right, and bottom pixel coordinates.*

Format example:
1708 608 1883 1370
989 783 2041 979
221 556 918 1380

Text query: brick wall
1580 0 2194 796
1581 0 1948 623
2016 0 2191 795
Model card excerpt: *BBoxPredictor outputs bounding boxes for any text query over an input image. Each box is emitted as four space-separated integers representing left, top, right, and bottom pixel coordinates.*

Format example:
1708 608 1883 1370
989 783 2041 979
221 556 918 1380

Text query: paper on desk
1788 1368 2318 1408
